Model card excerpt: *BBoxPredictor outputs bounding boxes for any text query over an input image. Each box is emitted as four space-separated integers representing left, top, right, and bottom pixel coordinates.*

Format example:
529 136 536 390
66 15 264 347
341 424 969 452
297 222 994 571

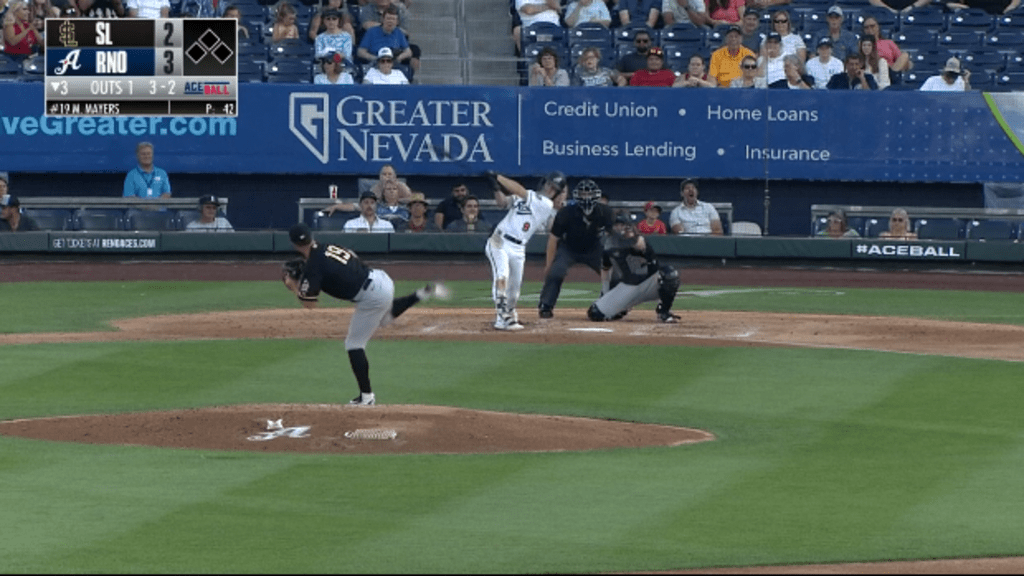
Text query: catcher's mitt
282 259 305 284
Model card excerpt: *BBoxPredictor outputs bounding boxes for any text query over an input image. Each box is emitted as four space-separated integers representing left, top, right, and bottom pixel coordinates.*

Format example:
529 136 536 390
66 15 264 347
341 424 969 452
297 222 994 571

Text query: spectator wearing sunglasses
879 208 917 240
362 47 409 85
861 16 911 73
616 30 654 83
729 55 767 87
761 9 805 61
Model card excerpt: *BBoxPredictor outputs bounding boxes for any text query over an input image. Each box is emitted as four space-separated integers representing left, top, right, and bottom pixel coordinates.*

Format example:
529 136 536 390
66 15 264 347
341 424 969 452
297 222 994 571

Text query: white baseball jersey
494 189 556 244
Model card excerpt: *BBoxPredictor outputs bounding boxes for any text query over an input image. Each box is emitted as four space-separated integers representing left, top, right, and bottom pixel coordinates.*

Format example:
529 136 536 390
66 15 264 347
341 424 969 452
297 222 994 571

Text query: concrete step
414 34 461 55
410 1 457 18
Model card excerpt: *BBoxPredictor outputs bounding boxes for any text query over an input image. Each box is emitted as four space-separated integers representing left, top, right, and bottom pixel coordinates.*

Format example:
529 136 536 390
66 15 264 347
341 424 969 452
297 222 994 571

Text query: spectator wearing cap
662 0 711 28
707 0 745 27
314 8 353 62
344 191 395 233
315 51 355 85
357 5 412 68
616 29 653 83
805 36 843 89
529 46 570 87
920 57 972 91
308 0 356 45
565 0 612 27
1 192 40 232
761 9 804 61
398 193 440 233
123 141 171 200
826 53 878 89
629 46 676 87
817 6 858 62
186 196 233 232
708 25 756 87
674 53 718 87
362 46 409 84
739 9 763 53
617 0 661 28
756 31 785 85
670 179 723 235
637 201 667 235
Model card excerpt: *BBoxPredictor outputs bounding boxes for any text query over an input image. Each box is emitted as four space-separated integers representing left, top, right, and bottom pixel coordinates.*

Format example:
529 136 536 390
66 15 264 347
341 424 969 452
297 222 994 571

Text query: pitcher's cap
289 223 312 244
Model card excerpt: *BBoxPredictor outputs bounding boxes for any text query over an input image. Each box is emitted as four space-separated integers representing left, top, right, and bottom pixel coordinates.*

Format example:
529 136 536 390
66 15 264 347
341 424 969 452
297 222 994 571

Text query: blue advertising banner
2 83 1023 181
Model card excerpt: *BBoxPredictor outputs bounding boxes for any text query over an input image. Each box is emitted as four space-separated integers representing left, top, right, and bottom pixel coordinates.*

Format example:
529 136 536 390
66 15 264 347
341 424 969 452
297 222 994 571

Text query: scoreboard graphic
45 18 237 117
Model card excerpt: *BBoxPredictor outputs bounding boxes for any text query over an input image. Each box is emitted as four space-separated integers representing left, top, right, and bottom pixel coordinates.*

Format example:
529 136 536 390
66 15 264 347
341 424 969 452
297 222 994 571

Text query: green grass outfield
1 280 1023 573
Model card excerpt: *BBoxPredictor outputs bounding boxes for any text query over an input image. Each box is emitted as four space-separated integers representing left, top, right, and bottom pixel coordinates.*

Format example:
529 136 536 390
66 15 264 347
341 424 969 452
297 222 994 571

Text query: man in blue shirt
123 141 172 199
355 5 412 67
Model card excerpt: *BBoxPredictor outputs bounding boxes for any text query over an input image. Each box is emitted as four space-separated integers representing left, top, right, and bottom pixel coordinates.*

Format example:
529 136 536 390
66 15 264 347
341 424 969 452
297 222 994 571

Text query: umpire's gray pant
345 268 395 350
591 274 661 319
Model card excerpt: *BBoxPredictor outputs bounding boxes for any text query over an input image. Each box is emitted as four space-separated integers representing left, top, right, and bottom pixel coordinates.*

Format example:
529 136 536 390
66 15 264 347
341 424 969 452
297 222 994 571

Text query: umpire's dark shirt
299 242 371 302
550 203 615 253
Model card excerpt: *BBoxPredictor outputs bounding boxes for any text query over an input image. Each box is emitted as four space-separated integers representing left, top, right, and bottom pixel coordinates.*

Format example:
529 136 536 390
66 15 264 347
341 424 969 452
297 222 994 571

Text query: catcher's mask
573 179 602 215
613 210 637 238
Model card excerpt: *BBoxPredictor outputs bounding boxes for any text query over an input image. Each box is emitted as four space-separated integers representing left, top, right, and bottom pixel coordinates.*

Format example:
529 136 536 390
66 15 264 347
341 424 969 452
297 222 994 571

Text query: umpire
538 179 615 318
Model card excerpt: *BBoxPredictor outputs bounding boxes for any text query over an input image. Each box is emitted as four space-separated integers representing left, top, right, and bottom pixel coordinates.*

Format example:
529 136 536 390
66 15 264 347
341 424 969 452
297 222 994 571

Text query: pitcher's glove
282 259 304 285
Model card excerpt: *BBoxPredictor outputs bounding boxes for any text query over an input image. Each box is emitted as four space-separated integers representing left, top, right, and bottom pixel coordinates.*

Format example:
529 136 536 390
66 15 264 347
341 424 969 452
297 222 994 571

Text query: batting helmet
573 179 602 215
539 171 568 196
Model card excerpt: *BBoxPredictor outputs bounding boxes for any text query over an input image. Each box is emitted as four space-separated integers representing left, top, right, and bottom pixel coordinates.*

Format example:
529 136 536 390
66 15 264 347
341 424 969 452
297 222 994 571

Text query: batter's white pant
485 232 527 311
345 268 395 350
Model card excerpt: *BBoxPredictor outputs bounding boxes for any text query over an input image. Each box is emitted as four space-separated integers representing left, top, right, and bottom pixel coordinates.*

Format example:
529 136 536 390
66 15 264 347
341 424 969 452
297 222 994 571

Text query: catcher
282 223 450 406
587 212 681 324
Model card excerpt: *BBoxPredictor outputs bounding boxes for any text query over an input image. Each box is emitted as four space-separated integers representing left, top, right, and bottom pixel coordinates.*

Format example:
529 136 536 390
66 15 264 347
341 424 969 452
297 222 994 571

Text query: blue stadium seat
126 209 178 231
269 39 313 60
900 8 947 34
72 209 126 231
985 30 1024 51
238 60 265 82
966 219 1016 240
961 51 1005 72
908 50 949 72
937 31 984 49
863 217 890 237
568 22 614 46
915 218 964 240
176 210 200 228
948 8 997 32
522 22 567 49
660 24 704 45
313 212 355 230
19 54 45 81
893 28 937 50
614 24 657 47
996 71 1024 90
968 69 994 89
22 209 73 231
856 7 896 36
995 12 1024 29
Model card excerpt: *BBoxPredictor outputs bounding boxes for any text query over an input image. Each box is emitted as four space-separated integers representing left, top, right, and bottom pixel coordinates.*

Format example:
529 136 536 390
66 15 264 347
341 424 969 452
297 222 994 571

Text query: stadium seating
856 8 896 36
568 23 614 47
863 218 891 237
915 218 964 240
937 31 984 50
961 51 1005 73
19 55 44 81
996 72 1024 90
966 219 1016 240
948 8 997 33
521 22 566 51
900 8 947 34
312 212 354 230
660 24 704 45
894 28 938 50
22 209 73 231
985 30 1024 52
72 209 126 231
268 39 313 60
126 209 178 231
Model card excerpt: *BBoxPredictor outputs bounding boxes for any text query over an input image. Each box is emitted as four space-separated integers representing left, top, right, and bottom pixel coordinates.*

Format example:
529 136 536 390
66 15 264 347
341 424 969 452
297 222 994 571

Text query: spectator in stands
357 6 413 70
827 53 878 89
730 54 766 86
739 9 762 53
573 46 626 86
186 195 234 232
314 51 356 84
344 191 395 233
362 46 409 84
375 180 410 226
870 0 931 14
566 0 612 27
309 0 356 45
1 193 39 233
617 0 660 28
861 17 911 73
434 182 469 230
398 193 440 233
445 195 492 234
79 0 125 18
761 9 804 61
530 46 570 86
670 179 723 235
125 0 167 17
123 142 172 199
180 0 221 18
816 209 859 238
756 31 785 85
879 208 917 239
271 1 299 42
629 46 676 86
222 5 249 40
314 8 353 62
663 0 711 27
920 57 972 91
369 163 413 203
30 0 57 41
674 53 717 86
707 0 745 27
616 29 653 82
359 0 419 78
3 1 41 60
708 25 756 87
637 201 667 234
805 37 843 90
815 6 857 63
859 35 890 90
946 0 1021 14
746 0 790 11
513 0 561 56
769 54 814 88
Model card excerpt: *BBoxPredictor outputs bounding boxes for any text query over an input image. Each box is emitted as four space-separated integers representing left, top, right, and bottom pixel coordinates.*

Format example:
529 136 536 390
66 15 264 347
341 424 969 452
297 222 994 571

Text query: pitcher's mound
0 404 714 455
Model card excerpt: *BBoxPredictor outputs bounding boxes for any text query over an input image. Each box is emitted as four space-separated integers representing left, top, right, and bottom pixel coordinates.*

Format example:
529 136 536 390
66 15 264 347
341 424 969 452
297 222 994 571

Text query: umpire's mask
573 179 602 215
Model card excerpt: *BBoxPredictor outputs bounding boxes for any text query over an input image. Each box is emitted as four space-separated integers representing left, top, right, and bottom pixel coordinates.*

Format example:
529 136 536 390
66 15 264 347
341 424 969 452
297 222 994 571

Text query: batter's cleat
494 316 525 331
418 282 452 302
538 306 554 319
348 393 376 406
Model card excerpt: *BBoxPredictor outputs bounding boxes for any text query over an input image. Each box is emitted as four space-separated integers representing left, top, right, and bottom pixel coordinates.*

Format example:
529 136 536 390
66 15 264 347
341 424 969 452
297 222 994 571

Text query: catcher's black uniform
587 226 681 323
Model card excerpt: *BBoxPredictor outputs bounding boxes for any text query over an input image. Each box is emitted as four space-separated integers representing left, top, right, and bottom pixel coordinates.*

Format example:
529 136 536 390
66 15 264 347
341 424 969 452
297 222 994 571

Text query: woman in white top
761 9 806 61
859 35 890 90
362 47 409 85
314 52 355 85
757 32 786 86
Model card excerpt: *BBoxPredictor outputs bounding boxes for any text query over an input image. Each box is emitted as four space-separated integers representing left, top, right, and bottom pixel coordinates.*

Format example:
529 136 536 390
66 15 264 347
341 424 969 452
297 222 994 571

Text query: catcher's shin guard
658 266 680 310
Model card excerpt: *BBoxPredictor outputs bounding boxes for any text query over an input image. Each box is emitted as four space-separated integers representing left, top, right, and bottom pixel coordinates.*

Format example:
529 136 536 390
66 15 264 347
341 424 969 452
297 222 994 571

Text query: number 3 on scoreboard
163 50 174 74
